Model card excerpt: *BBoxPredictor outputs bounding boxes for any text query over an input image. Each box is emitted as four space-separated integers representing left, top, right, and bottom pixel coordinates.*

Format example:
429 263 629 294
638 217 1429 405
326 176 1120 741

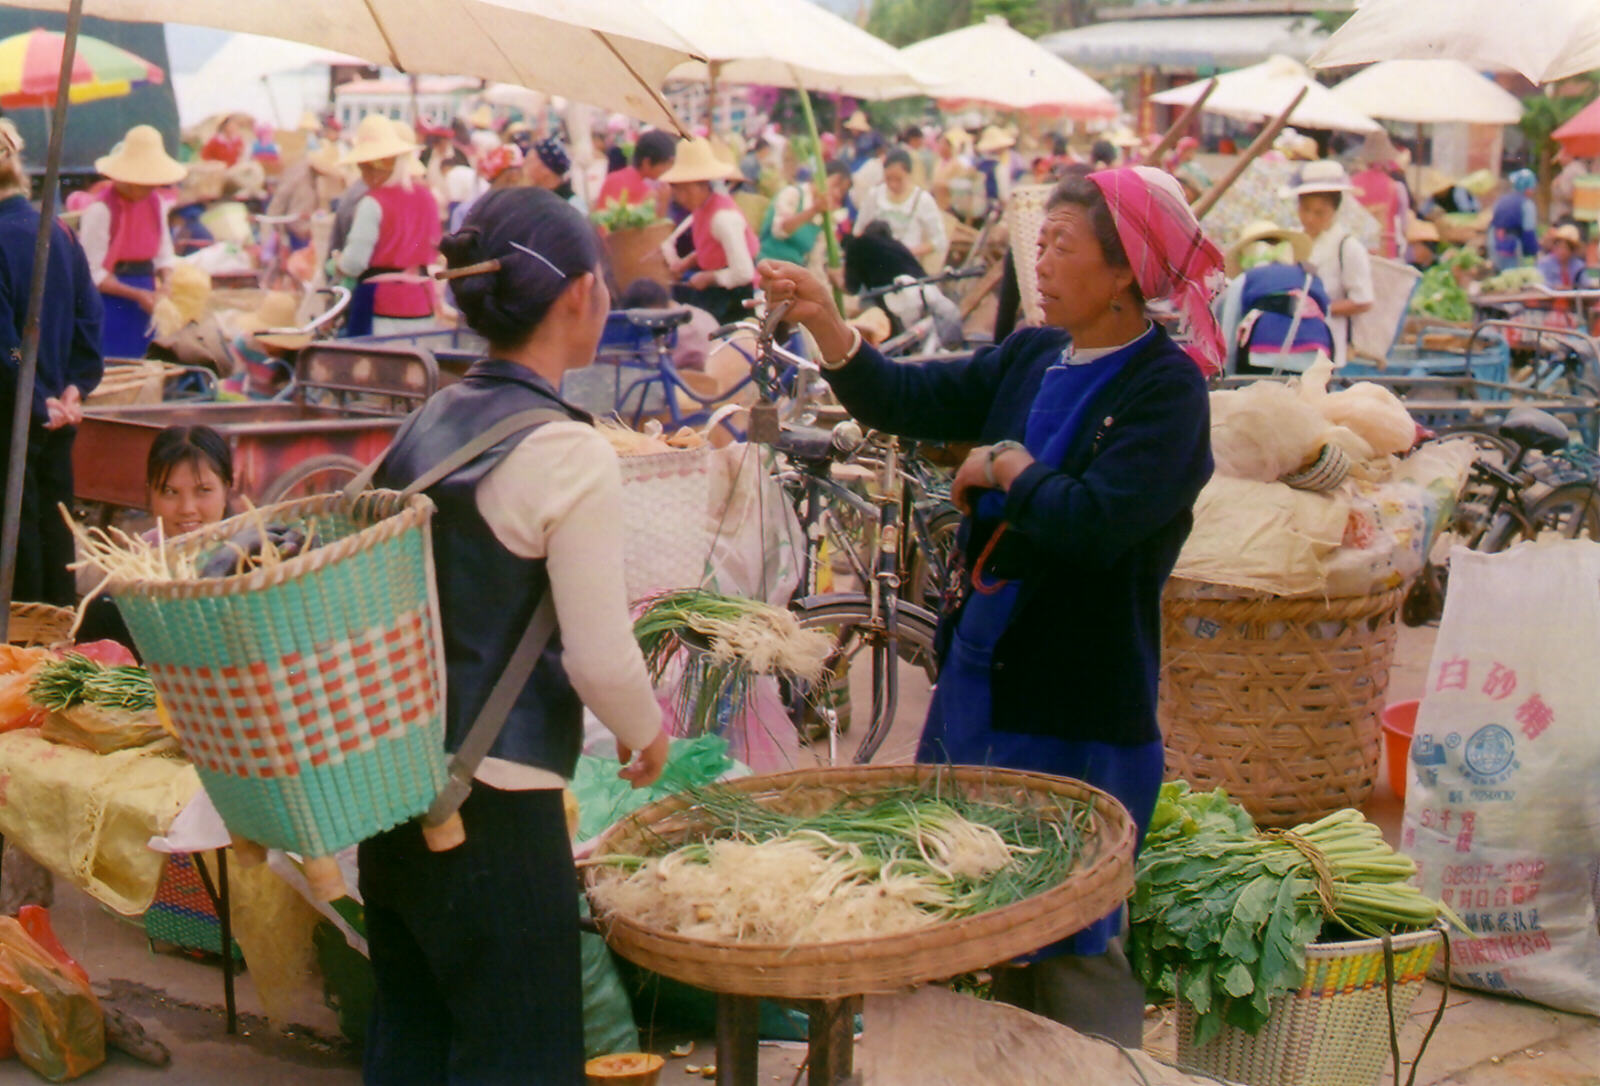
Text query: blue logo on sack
1462 724 1518 785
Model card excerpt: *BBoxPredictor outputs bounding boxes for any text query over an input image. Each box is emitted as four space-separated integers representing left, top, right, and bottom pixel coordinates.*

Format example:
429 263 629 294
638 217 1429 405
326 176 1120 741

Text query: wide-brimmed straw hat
1282 159 1356 199
96 125 187 186
659 137 740 184
1548 223 1585 248
1225 219 1312 276
235 291 311 351
306 143 345 177
976 126 1016 153
339 114 418 166
844 110 872 134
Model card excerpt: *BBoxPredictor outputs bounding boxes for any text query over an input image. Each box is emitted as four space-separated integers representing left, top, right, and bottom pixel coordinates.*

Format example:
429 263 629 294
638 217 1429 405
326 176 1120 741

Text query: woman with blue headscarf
1490 168 1540 270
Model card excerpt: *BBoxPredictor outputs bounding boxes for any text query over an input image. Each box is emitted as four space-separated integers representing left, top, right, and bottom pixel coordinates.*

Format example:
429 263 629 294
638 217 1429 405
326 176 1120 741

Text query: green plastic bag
571 735 736 843
580 900 639 1058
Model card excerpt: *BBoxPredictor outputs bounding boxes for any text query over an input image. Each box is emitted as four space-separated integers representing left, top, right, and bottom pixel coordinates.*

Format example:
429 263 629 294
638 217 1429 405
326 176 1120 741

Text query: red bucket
1381 700 1419 799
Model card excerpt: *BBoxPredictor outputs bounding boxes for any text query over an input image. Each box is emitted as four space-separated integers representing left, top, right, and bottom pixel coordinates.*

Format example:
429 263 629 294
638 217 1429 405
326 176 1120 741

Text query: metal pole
0 0 85 639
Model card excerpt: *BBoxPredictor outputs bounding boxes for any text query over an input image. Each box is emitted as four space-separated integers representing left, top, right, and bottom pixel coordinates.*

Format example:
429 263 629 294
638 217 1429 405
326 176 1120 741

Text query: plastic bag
571 735 735 845
0 916 104 1081
1208 383 1328 482
0 645 55 732
1318 383 1417 456
1404 542 1600 1015
69 642 136 669
40 705 175 755
580 900 639 1058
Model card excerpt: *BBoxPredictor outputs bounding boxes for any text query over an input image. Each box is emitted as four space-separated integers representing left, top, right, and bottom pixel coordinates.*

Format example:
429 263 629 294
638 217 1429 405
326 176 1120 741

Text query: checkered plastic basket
110 490 449 858
144 852 242 959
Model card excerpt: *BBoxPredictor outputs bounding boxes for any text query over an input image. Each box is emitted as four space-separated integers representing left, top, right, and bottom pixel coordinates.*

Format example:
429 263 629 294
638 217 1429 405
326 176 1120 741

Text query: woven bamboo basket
585 764 1137 1000
87 361 187 408
1177 927 1442 1086
105 490 449 859
6 602 73 647
1161 589 1402 828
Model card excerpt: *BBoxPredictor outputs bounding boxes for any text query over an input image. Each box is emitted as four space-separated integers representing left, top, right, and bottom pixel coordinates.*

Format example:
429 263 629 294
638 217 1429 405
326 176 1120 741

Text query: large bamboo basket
585 765 1137 1001
1177 927 1443 1086
605 222 675 292
1161 589 1402 828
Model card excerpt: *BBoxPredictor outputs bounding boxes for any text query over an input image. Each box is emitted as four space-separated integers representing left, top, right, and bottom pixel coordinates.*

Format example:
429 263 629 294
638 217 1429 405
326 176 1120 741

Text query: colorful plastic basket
110 490 449 858
143 852 242 960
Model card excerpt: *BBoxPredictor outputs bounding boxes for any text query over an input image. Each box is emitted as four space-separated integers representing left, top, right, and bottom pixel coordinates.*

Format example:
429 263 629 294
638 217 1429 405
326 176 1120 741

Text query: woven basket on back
7 602 72 647
1004 184 1052 327
1177 927 1442 1086
1161 589 1401 828
585 764 1137 1000
108 489 449 858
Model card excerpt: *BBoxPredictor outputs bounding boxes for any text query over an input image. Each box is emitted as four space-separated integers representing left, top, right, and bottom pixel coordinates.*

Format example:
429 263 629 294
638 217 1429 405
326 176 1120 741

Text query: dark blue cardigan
0 195 103 419
825 324 1212 746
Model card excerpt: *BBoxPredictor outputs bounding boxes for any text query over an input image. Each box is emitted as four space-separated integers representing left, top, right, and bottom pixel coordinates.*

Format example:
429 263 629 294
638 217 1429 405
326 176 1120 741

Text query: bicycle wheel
261 454 366 503
1479 484 1600 551
783 594 940 768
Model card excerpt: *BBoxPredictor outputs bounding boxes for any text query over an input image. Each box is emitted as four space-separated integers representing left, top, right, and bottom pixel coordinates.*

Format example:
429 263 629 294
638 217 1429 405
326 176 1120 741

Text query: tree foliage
864 0 1126 47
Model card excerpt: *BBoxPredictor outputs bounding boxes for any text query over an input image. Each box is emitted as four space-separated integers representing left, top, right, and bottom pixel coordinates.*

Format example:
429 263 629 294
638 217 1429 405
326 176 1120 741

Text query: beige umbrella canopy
645 0 927 99
1152 55 1381 134
1309 0 1600 85
1329 60 1524 125
899 15 1117 117
4 0 700 128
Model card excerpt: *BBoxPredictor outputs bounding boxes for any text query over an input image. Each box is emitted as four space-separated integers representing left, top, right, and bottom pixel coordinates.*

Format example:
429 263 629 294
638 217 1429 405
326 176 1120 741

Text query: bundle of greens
1480 265 1546 294
30 653 156 713
588 783 1093 945
1129 782 1463 1046
633 589 833 737
591 197 662 232
1411 263 1473 322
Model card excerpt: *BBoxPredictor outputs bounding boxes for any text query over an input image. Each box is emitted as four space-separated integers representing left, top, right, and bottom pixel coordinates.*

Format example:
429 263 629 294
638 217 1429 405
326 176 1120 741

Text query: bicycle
857 266 987 358
1403 406 1600 624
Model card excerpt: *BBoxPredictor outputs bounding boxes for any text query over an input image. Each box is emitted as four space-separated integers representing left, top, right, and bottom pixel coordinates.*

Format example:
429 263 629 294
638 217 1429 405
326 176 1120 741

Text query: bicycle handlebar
858 265 987 303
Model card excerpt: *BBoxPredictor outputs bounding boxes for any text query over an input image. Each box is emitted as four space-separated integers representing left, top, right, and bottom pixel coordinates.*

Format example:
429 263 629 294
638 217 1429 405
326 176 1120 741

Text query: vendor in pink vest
661 138 758 325
78 126 185 359
334 115 442 338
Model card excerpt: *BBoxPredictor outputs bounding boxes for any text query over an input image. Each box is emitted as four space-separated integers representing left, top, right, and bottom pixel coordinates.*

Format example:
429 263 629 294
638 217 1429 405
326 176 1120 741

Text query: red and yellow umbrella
0 28 163 110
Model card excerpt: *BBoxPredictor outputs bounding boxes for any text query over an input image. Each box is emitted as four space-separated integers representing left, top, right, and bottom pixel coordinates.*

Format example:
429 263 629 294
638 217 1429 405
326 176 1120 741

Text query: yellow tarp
0 731 199 916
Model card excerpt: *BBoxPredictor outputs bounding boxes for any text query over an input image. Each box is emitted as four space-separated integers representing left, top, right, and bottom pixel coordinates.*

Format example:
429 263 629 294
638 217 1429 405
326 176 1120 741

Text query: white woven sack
618 445 716 602
1350 254 1421 364
1403 541 1600 1015
1005 184 1052 328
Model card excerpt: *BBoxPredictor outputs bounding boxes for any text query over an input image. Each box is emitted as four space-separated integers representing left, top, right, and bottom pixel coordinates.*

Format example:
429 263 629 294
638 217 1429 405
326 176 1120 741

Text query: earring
1110 299 1123 312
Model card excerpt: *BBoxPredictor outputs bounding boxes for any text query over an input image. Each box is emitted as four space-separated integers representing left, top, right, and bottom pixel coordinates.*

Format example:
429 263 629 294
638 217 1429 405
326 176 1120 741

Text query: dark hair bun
448 188 603 348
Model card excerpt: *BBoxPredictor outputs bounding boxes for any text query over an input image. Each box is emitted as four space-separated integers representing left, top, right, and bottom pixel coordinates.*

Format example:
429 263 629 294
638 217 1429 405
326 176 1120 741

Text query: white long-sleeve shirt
77 196 177 286
475 421 663 789
855 183 947 268
706 207 756 289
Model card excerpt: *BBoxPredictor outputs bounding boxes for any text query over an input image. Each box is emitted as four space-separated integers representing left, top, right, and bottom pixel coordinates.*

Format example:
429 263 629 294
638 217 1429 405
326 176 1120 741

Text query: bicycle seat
621 307 694 333
775 424 839 462
1499 407 1570 453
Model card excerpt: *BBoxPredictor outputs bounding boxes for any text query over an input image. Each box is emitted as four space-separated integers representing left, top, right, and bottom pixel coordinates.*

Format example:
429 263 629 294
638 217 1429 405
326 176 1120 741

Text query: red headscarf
1087 166 1226 375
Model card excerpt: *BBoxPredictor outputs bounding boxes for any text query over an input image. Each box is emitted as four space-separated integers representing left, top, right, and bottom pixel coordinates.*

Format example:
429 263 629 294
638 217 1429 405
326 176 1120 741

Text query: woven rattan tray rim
585 764 1137 998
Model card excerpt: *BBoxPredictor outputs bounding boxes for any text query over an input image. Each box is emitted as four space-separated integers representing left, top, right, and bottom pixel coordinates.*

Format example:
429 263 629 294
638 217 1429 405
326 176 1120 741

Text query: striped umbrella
0 28 163 109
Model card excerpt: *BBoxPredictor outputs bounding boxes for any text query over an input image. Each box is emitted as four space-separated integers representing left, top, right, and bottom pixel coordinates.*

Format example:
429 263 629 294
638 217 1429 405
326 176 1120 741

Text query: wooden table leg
807 997 856 1086
715 993 760 1086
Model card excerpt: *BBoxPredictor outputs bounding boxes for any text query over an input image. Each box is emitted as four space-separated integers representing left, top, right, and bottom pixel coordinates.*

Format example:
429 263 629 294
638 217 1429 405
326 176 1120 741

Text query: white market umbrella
172 32 360 127
1328 59 1524 125
482 82 550 115
1309 0 1600 85
1151 55 1381 134
4 0 701 128
644 0 927 100
900 15 1117 117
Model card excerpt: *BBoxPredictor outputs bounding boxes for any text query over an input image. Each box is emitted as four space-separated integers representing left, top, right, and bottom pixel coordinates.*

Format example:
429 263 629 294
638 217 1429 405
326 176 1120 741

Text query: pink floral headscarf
1087 166 1226 375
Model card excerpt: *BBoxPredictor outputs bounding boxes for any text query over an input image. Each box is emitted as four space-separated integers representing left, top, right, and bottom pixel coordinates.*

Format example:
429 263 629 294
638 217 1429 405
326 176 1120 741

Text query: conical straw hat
95 125 186 186
339 113 418 166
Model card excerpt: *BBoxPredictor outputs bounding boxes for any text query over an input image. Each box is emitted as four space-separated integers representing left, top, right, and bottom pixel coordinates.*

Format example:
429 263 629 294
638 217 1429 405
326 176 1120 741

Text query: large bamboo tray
584 764 1137 1000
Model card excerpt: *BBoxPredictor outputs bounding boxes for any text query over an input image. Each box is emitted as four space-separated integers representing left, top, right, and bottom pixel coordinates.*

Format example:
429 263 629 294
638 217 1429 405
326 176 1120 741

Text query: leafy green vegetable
1481 266 1546 293
1129 782 1462 1047
591 197 663 232
1410 263 1474 322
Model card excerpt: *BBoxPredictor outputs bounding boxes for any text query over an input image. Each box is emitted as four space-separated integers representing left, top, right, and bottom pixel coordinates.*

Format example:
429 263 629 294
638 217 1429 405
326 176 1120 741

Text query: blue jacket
1490 192 1538 263
0 195 103 419
825 325 1213 746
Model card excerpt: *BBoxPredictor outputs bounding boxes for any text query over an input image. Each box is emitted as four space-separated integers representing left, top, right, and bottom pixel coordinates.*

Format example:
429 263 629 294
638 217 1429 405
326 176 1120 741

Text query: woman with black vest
363 186 670 1084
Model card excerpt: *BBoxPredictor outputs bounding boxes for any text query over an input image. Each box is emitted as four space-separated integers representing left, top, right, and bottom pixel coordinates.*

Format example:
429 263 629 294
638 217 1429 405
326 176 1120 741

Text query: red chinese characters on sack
1515 694 1555 740
1481 663 1518 701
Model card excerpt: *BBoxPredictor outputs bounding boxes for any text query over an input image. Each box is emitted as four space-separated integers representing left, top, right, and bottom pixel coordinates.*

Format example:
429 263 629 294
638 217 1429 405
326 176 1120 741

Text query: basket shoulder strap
343 406 573 502
423 590 558 831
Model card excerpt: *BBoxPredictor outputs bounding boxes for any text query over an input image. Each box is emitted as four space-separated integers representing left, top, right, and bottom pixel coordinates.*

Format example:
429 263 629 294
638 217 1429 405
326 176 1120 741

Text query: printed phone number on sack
1440 860 1546 885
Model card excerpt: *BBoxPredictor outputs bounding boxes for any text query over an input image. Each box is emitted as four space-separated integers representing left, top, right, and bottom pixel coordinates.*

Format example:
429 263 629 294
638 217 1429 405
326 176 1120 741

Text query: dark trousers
672 282 754 326
358 786 583 1085
990 935 1147 1048
0 399 77 606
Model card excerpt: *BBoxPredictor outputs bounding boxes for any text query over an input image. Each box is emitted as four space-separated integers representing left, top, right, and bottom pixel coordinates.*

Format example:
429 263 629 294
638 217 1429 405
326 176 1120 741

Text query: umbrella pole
707 61 719 135
1191 86 1307 220
1143 78 1216 168
790 71 845 311
0 0 82 637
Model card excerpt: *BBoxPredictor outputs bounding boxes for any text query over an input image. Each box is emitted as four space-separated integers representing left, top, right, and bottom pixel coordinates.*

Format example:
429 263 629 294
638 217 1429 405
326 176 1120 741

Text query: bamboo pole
791 68 845 311
1191 87 1308 221
0 0 83 635
1143 78 1217 167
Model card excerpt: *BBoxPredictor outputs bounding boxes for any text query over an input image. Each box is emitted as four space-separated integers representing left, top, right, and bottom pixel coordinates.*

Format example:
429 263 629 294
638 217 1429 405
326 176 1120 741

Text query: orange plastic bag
0 645 56 732
0 916 103 1081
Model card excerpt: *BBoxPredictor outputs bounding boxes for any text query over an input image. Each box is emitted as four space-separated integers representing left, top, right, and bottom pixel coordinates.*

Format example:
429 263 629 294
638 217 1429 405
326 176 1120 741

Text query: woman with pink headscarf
760 166 1220 1044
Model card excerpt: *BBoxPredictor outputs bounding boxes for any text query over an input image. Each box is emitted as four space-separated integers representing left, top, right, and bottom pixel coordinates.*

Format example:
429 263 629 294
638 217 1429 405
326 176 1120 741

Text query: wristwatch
984 441 1027 488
